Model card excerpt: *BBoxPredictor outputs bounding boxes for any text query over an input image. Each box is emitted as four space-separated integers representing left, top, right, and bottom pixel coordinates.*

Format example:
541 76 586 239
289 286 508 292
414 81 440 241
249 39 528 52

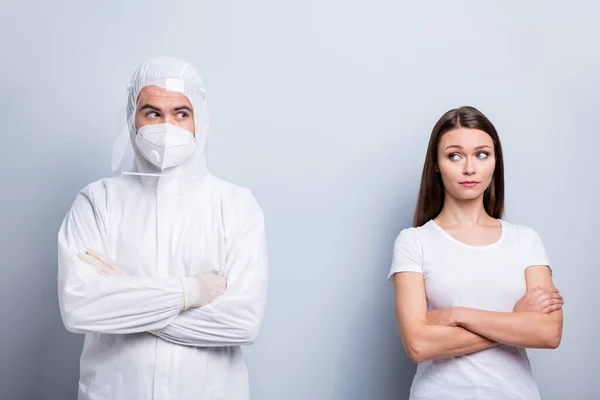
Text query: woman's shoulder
500 220 543 242
394 220 437 245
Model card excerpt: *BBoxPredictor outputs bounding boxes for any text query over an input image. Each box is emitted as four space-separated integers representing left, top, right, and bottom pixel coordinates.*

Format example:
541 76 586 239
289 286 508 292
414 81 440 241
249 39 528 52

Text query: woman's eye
477 152 489 159
448 153 461 161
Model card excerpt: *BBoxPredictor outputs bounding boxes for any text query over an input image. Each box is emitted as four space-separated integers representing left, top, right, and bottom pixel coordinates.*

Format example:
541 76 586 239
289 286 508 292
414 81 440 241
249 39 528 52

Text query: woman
389 106 563 400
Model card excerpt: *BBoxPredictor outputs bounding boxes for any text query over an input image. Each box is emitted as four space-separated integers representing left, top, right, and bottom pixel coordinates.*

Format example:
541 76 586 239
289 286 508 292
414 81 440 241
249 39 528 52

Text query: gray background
1 1 598 399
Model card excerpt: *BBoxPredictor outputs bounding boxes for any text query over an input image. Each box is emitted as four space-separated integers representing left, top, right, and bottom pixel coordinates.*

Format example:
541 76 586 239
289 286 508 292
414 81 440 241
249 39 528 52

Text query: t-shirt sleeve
523 227 551 271
388 228 423 280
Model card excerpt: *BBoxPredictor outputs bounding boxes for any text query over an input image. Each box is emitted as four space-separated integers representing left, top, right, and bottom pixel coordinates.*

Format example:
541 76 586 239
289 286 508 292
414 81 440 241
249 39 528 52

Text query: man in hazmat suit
57 56 268 400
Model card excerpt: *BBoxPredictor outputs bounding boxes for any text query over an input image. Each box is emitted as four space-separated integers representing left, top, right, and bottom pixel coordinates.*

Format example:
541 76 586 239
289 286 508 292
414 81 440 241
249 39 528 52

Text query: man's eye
176 112 188 119
146 111 159 118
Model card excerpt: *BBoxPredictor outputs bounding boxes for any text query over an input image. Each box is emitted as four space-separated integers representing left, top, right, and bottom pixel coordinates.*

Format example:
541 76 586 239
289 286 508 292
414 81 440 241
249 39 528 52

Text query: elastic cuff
180 277 201 310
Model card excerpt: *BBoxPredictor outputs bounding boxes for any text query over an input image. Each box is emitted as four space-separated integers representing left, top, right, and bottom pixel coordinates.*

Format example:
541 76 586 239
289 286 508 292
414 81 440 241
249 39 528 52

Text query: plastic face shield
111 77 209 179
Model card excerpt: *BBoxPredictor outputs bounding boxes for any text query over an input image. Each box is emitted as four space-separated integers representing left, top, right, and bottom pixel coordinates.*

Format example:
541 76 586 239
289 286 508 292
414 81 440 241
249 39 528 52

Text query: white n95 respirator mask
135 123 196 170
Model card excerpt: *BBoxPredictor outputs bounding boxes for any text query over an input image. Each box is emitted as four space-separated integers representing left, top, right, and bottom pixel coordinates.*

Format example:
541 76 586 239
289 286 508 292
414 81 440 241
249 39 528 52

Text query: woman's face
437 128 496 202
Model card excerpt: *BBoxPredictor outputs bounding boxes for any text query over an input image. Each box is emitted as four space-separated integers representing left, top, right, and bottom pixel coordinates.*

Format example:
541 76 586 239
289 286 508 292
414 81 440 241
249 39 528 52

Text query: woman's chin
449 190 485 202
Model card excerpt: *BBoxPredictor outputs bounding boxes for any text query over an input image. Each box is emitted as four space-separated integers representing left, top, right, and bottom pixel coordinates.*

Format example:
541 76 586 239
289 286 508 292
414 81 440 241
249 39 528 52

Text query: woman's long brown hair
413 106 505 227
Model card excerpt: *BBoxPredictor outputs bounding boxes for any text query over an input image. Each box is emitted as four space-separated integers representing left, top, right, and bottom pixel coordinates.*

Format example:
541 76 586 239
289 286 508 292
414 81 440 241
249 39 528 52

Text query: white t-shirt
389 219 551 400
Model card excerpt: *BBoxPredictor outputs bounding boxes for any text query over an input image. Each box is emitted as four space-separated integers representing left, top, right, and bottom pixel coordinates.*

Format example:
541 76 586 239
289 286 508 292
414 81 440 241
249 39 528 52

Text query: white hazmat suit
57 56 268 400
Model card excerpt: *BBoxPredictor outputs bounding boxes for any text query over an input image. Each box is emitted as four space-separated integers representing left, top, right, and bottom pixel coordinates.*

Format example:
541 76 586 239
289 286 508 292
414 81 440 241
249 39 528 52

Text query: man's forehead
137 85 191 107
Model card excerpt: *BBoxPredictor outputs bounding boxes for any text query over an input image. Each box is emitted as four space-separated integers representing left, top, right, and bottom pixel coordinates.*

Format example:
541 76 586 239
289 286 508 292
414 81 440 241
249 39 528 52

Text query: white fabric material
58 57 268 400
135 123 197 171
180 274 227 310
389 220 550 400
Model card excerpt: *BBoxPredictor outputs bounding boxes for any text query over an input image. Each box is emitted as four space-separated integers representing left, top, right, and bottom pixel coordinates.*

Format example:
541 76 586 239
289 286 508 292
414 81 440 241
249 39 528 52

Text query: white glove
77 249 128 276
180 273 227 310
78 249 225 310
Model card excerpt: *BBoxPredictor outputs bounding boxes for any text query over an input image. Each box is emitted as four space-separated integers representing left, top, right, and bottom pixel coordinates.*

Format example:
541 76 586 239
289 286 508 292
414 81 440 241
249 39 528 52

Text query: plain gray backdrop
1 1 598 399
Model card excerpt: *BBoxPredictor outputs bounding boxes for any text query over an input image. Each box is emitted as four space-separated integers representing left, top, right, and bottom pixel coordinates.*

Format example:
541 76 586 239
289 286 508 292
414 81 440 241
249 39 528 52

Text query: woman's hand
513 285 563 314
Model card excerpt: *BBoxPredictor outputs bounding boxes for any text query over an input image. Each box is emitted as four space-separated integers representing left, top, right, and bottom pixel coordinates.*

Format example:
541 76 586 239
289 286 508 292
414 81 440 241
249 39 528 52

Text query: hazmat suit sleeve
156 189 268 347
58 184 185 335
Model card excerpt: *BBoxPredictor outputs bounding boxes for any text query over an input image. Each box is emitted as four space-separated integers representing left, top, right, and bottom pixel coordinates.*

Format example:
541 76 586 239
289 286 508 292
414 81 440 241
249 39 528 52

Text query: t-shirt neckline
429 219 506 250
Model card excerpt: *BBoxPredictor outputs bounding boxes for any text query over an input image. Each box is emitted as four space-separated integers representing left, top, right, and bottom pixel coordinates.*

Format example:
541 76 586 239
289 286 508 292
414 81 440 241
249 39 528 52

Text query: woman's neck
435 193 496 228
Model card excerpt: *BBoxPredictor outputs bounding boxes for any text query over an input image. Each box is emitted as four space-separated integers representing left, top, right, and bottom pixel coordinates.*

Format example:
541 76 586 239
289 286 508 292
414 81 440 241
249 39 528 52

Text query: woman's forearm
406 324 497 362
453 307 562 349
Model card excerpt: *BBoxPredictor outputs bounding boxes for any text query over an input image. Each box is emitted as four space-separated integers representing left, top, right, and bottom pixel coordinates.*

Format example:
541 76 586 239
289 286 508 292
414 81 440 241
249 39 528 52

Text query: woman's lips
459 181 479 188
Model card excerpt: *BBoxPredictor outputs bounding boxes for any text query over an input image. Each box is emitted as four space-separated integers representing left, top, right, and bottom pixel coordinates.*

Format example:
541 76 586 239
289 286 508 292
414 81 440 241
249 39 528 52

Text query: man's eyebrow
174 105 193 112
138 104 161 112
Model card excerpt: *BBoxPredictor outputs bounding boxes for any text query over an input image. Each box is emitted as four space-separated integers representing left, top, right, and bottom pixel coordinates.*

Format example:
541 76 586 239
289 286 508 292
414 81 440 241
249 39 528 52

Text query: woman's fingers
541 299 564 313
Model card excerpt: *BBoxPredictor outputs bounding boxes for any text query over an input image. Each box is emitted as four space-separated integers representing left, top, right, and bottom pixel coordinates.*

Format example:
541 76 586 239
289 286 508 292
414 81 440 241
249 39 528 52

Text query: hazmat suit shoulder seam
72 179 111 235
